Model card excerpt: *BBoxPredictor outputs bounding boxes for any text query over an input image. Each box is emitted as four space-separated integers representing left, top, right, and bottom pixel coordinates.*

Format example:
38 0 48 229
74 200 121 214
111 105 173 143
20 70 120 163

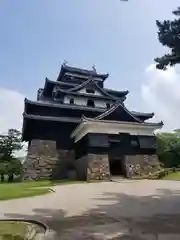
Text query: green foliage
155 7 180 70
6 158 23 176
156 132 180 168
0 129 23 182
0 129 23 160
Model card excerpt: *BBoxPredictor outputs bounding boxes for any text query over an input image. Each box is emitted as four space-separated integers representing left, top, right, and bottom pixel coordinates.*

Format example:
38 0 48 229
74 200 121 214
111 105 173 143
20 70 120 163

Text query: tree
0 129 23 182
155 7 180 70
0 162 8 182
156 132 180 168
6 158 23 182
0 129 23 160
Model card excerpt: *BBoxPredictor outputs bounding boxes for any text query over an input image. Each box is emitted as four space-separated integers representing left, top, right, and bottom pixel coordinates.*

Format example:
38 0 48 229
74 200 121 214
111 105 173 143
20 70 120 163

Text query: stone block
24 139 75 180
86 154 110 181
24 139 60 180
125 154 160 179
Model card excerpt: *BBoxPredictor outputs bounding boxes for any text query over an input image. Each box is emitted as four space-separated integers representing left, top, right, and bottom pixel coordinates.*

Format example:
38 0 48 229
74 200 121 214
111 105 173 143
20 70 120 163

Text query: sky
0 0 180 156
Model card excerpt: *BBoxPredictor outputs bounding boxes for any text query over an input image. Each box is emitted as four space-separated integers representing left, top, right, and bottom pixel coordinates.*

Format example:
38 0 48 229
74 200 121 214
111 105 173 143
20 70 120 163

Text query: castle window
70 98 74 104
87 99 95 107
86 88 95 94
106 103 110 108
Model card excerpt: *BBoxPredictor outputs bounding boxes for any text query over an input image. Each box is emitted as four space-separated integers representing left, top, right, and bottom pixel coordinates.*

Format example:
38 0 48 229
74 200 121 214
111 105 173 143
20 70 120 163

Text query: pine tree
155 7 180 70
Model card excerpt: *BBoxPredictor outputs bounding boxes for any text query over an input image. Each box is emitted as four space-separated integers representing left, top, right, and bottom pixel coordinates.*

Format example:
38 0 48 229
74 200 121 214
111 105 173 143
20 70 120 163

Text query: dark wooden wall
26 120 76 150
74 132 157 159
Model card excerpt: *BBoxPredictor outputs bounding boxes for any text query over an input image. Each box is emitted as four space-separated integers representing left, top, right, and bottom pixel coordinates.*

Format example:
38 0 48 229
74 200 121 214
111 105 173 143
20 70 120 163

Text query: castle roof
43 77 129 101
57 64 109 81
23 112 80 123
81 116 163 127
93 101 143 122
24 98 154 122
71 116 163 142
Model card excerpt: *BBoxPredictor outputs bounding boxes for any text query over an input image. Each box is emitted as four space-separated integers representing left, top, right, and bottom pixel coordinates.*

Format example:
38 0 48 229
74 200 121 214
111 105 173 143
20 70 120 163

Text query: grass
161 171 180 180
0 180 82 201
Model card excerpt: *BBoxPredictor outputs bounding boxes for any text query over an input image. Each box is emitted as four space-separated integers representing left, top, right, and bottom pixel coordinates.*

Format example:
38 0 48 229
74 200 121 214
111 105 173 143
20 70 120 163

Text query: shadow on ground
4 188 180 235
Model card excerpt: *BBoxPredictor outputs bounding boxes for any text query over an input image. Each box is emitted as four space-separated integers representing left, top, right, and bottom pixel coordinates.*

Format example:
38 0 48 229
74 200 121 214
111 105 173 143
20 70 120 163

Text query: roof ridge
80 117 163 127
68 77 93 92
61 64 109 77
131 110 154 117
94 101 144 123
95 102 121 120
45 78 77 86
56 77 121 101
105 88 129 94
92 81 119 100
53 77 93 95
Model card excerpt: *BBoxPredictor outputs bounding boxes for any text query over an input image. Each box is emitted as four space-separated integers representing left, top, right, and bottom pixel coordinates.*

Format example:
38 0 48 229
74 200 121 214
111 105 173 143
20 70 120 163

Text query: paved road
1 180 180 238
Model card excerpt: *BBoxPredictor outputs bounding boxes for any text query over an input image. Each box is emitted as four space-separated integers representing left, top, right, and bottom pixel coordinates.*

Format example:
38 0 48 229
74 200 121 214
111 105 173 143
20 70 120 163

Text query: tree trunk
1 174 4 182
8 174 14 182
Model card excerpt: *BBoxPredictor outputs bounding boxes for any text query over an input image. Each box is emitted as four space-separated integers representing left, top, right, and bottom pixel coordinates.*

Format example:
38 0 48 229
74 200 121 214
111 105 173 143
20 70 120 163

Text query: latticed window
86 88 95 94
70 98 74 104
106 103 110 108
87 99 95 107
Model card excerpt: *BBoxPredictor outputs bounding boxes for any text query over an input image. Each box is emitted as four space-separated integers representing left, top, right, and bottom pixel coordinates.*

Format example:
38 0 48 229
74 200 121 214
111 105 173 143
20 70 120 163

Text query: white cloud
0 87 27 157
141 65 180 131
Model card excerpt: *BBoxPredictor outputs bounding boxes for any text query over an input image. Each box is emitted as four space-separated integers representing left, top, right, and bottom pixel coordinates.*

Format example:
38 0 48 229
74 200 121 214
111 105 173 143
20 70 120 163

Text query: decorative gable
77 86 104 96
94 102 142 123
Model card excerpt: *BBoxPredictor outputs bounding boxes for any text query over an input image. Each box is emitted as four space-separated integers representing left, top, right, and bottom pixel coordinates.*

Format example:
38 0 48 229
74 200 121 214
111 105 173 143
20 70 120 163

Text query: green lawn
0 180 82 201
162 171 180 180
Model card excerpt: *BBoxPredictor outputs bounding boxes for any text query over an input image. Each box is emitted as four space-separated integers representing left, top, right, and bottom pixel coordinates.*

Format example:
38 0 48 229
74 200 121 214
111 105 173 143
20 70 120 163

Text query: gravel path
1 180 180 238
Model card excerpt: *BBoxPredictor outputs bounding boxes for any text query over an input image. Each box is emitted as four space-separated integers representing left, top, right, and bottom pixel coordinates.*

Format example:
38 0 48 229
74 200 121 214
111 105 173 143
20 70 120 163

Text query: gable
77 86 104 96
69 79 119 100
95 102 142 123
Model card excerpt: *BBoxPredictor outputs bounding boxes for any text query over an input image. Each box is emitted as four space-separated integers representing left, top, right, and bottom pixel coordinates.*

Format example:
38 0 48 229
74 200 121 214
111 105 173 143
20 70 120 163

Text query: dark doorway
108 141 125 176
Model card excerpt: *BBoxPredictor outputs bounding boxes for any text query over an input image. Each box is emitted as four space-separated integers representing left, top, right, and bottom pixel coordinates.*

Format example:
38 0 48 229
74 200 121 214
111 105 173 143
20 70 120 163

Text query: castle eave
57 64 109 81
131 111 154 118
25 98 108 113
71 118 163 143
23 112 80 123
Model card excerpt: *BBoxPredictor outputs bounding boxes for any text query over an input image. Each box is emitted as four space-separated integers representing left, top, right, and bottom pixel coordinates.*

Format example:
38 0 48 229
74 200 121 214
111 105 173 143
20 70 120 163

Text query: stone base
23 139 74 180
87 154 110 181
125 154 161 179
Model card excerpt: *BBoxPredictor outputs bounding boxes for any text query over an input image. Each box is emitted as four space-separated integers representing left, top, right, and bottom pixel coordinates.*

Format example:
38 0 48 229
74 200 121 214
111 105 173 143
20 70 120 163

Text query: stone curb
0 218 53 240
32 187 55 192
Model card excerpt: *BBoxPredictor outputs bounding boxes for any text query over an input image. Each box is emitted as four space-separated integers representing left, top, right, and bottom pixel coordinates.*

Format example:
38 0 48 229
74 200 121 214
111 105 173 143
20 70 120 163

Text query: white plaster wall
64 96 69 104
78 88 102 96
73 122 159 143
95 100 107 108
64 96 109 108
74 97 87 106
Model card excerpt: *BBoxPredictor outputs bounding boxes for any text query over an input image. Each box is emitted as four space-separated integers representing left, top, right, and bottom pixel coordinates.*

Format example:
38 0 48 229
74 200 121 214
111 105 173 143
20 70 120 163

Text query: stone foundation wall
87 154 110 181
23 139 74 180
125 154 161 179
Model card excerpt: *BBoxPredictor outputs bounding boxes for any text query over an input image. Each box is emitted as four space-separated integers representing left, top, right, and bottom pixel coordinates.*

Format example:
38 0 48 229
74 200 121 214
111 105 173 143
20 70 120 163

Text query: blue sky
0 0 180 140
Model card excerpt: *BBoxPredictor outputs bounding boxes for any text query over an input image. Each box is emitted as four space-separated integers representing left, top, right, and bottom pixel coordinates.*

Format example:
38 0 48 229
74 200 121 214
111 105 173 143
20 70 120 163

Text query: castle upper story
22 63 159 142
36 63 129 110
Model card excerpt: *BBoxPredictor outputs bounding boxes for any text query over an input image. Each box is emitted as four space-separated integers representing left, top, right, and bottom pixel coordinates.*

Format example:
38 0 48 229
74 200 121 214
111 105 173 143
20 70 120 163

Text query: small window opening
87 99 95 107
86 88 95 94
106 103 110 108
70 98 74 104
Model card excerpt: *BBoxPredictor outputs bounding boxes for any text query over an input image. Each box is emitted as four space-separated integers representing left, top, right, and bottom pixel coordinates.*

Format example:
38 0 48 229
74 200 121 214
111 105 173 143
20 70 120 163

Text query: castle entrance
108 141 125 177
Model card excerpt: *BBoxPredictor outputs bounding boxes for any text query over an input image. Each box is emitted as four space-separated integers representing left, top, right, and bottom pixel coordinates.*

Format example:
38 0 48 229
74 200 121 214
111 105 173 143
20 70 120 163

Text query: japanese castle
23 63 163 181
